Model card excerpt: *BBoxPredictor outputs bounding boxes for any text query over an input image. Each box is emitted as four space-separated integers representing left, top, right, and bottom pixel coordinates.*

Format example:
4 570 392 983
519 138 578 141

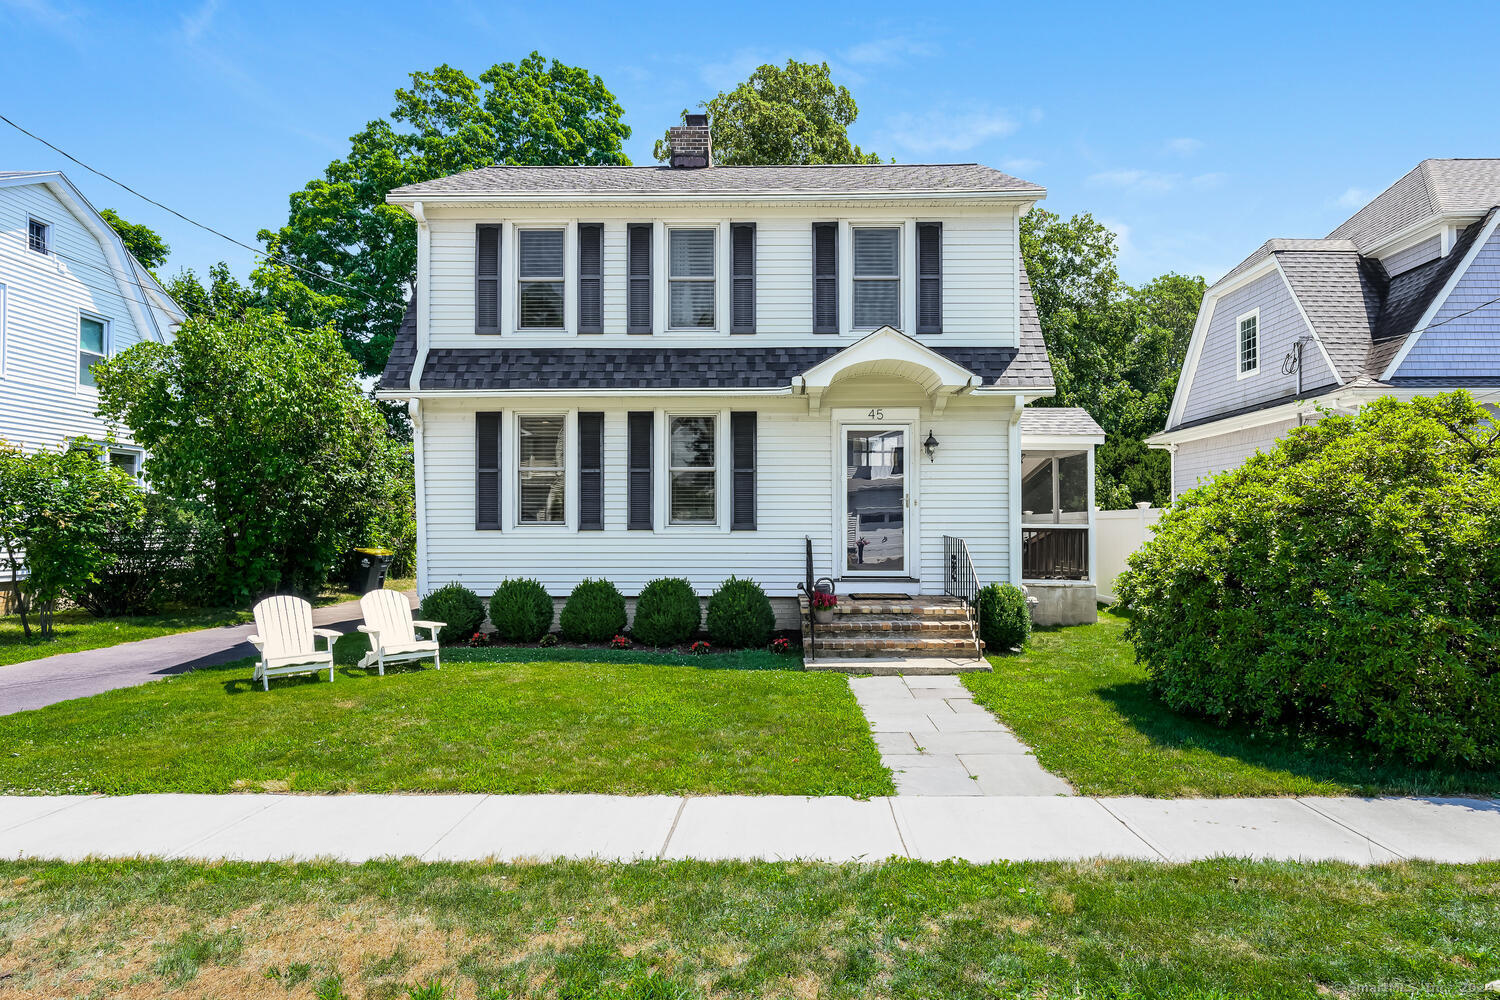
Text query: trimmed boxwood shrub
559 578 627 643
975 582 1031 652
489 578 553 643
420 582 485 645
705 576 775 649
1118 391 1500 768
632 577 700 647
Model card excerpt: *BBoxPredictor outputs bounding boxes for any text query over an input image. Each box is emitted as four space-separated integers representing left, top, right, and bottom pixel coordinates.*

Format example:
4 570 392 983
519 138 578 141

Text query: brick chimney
668 113 712 168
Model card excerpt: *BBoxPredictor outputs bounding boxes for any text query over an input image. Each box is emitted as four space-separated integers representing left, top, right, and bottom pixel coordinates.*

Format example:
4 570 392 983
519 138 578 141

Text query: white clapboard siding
0 182 168 453
941 215 1015 338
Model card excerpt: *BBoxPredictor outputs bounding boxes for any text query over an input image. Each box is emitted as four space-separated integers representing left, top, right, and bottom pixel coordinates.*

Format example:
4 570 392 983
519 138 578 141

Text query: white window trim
1235 307 1260 380
78 310 110 393
27 215 51 256
106 446 144 482
0 282 7 380
665 224 720 333
664 411 720 526
514 411 570 528
513 225 570 333
851 223 903 332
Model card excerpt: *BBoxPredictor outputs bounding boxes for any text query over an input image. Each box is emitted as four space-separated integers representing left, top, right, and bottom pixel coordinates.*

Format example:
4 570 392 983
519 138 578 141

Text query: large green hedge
1118 391 1500 768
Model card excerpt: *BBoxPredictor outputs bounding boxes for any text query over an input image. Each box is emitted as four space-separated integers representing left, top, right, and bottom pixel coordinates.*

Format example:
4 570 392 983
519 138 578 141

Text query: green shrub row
419 576 777 649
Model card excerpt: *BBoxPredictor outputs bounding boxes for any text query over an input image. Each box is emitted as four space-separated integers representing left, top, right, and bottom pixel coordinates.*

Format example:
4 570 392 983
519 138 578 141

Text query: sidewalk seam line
0 794 98 835
1296 798 1406 862
658 797 688 859
1094 799 1168 861
886 797 911 858
420 794 492 860
169 798 279 860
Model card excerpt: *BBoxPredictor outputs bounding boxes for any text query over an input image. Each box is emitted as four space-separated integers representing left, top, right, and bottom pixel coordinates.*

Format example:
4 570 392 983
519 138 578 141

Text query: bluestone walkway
1 793 1496 863
850 674 1074 795
0 592 415 715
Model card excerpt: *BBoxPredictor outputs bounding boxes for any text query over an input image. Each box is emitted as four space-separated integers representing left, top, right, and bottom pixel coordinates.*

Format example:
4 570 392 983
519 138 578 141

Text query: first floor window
1238 312 1259 374
79 315 106 386
517 229 565 329
518 415 565 523
669 415 716 523
28 218 49 255
669 228 716 329
853 227 900 329
109 450 141 480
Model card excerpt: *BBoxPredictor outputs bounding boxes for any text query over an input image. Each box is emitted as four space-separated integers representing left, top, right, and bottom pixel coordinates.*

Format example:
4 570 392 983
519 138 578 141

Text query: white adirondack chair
248 595 340 691
356 589 444 675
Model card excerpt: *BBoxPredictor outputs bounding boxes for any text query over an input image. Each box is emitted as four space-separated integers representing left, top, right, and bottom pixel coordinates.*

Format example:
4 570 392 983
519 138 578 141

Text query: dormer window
517 229 565 330
1237 309 1259 377
669 228 716 329
28 217 50 255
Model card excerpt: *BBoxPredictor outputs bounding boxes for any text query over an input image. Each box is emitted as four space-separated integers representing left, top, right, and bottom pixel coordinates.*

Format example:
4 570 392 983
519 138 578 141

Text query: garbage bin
349 547 394 595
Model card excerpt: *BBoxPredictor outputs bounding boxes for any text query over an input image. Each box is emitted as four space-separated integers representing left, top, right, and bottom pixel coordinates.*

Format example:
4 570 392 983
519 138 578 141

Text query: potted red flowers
811 590 838 624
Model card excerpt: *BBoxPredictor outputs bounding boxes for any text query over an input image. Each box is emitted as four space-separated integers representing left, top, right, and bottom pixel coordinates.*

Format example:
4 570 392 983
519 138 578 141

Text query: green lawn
966 611 1500 798
0 857 1496 999
0 634 889 797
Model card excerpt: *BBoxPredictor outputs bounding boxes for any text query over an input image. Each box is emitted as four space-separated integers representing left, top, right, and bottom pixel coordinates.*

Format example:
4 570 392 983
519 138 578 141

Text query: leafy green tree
95 311 408 605
0 440 142 639
99 208 170 271
655 60 883 165
259 53 631 374
162 262 260 321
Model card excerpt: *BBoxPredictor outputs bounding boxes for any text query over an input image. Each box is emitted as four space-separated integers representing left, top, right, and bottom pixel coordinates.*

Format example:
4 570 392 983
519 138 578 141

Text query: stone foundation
1025 582 1098 626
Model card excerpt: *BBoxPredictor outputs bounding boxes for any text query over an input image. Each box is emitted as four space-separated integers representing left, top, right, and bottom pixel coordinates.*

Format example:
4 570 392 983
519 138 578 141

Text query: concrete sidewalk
1 793 1496 864
0 593 415 716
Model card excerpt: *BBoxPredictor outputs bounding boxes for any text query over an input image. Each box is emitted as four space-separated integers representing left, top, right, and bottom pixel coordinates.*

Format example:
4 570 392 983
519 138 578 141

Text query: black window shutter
731 223 756 334
627 411 653 529
813 222 838 334
475 225 501 335
475 411 502 529
627 223 652 334
578 411 604 530
731 411 757 530
578 224 603 334
917 222 942 334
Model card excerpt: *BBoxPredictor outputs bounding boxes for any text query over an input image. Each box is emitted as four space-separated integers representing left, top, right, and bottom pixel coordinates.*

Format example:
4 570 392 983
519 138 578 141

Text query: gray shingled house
373 117 1105 654
1150 159 1500 494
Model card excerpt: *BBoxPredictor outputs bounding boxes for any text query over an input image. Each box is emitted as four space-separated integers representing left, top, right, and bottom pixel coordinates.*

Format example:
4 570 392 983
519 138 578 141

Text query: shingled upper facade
1150 159 1500 497
377 118 1105 623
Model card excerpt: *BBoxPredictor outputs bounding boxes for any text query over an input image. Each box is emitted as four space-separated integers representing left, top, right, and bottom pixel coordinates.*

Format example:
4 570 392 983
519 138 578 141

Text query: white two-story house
376 117 1103 631
1150 159 1500 495
0 170 184 473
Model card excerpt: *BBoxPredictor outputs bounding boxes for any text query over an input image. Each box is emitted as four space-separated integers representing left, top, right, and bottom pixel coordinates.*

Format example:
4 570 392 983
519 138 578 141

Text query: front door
843 426 908 575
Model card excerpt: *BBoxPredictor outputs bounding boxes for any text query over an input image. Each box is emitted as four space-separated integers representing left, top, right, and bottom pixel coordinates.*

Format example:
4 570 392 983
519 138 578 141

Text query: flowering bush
539 633 558 648
609 634 631 650
811 591 838 610
466 631 490 648
690 640 711 655
770 637 792 655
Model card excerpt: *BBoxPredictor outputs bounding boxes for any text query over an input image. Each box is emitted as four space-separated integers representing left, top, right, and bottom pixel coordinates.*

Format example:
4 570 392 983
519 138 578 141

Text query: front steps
800 594 988 673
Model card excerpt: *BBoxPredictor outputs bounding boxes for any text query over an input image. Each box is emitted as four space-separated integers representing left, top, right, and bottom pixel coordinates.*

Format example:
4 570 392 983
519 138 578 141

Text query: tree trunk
5 542 29 640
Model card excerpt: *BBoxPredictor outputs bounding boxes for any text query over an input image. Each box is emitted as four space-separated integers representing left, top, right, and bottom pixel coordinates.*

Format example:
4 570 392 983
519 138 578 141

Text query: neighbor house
1150 159 1500 496
0 170 184 473
375 116 1104 647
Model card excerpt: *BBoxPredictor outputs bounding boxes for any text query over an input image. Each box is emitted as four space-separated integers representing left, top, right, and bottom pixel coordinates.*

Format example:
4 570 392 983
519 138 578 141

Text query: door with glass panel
844 426 907 574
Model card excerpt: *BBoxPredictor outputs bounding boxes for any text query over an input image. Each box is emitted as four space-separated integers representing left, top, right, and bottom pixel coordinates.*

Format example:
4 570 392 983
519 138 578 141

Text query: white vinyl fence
1093 503 1165 602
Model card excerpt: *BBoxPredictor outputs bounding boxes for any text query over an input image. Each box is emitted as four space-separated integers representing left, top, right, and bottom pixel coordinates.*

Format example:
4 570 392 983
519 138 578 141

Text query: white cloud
1087 169 1179 194
1190 172 1228 190
0 0 87 44
1001 157 1044 174
1165 137 1204 156
840 37 937 65
1336 186 1370 208
882 108 1018 155
698 46 837 91
179 0 218 41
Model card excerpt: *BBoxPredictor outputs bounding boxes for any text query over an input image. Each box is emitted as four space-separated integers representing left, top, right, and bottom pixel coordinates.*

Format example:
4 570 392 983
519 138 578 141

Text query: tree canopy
100 208 170 272
655 60 882 165
259 53 632 374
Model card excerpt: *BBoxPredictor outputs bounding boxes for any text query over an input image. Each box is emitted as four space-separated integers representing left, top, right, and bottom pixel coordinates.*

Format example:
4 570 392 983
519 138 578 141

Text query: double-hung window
79 314 107 387
109 449 142 480
668 228 716 329
517 229 565 330
517 415 566 524
1237 310 1259 376
27 218 50 255
853 227 900 329
668 415 716 524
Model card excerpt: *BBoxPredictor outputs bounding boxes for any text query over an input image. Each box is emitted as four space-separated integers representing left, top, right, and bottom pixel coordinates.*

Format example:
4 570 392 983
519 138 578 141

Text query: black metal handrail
796 535 816 655
942 535 982 659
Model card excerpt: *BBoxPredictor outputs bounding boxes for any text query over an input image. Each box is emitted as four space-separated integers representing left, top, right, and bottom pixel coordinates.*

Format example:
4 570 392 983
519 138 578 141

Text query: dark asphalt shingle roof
1328 159 1500 251
389 163 1043 199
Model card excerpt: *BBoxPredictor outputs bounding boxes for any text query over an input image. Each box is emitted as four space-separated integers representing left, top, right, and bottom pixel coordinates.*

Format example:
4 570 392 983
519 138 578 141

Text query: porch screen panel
475 225 501 334
628 223 653 334
628 411 654 529
731 411 757 530
917 222 942 334
577 224 603 334
475 411 502 530
812 223 838 333
578 411 604 530
731 223 755 333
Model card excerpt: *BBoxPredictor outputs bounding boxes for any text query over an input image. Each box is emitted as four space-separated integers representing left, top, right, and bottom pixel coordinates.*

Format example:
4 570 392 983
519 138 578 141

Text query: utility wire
0 111 379 303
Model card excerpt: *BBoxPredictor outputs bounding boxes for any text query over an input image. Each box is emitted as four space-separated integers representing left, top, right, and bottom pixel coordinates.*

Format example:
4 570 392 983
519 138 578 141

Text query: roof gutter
385 189 1045 207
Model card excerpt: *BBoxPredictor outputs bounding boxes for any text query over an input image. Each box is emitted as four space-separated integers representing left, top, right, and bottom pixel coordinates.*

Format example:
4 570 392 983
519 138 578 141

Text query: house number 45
866 408 886 420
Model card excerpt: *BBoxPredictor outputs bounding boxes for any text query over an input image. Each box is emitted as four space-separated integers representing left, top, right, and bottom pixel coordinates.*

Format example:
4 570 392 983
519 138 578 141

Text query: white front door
842 424 910 576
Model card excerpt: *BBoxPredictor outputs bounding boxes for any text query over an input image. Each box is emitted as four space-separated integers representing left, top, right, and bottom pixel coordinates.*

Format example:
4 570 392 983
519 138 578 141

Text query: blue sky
3 0 1496 288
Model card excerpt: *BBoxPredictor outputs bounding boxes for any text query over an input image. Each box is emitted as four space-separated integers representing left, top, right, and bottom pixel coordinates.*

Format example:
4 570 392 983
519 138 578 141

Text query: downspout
410 399 429 597
409 201 429 393
408 201 430 597
1008 393 1025 585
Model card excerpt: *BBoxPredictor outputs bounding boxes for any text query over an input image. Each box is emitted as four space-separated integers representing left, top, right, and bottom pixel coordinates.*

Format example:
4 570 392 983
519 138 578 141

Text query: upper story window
79 314 107 387
517 414 566 523
1237 310 1259 377
853 227 900 330
28 218 50 255
517 229 565 330
668 414 716 524
669 228 716 329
